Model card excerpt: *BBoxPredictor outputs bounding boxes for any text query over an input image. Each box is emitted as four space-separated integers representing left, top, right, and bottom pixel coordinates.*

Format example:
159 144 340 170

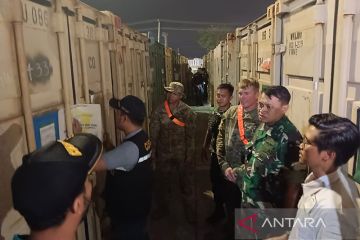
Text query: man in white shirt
270 113 360 240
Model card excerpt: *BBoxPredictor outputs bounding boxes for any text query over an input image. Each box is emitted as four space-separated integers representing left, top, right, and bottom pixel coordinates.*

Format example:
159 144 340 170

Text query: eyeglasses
302 136 315 146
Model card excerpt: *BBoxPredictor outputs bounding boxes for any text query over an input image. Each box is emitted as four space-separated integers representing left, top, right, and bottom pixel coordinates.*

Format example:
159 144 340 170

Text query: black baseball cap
109 95 146 123
11 133 102 229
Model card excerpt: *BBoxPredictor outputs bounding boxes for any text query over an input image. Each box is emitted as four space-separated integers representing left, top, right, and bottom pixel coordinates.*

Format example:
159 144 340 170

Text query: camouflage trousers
152 157 196 223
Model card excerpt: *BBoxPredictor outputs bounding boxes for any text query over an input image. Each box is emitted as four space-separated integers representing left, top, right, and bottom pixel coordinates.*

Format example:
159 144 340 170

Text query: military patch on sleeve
144 139 151 151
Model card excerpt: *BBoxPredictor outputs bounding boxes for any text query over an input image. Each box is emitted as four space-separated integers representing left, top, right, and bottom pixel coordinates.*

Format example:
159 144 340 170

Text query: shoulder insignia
144 139 151 151
58 140 82 157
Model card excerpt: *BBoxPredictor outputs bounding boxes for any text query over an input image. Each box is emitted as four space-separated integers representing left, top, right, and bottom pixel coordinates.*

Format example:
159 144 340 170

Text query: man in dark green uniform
235 86 305 209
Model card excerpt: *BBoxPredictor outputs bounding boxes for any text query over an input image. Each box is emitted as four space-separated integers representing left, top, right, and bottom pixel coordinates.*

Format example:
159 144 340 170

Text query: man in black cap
94 95 152 240
11 133 102 240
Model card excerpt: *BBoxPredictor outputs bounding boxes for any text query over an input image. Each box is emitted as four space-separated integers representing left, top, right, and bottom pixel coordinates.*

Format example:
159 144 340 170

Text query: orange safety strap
237 105 248 145
164 100 186 127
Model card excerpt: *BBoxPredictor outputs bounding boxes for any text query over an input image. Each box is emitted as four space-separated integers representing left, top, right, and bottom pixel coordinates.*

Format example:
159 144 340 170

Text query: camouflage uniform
208 107 225 154
234 116 305 209
216 106 260 172
150 100 196 221
206 107 228 216
216 105 259 230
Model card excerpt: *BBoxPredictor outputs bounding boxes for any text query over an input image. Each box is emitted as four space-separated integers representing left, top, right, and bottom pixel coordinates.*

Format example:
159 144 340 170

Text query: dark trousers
210 153 227 209
223 170 242 239
110 217 149 240
224 180 242 215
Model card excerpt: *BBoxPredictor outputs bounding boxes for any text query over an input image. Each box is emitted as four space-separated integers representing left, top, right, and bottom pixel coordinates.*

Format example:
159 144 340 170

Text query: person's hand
224 167 236 182
72 118 82 134
201 146 209 163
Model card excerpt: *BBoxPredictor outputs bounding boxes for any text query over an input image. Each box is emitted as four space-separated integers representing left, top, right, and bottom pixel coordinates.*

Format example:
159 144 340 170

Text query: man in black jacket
95 95 152 240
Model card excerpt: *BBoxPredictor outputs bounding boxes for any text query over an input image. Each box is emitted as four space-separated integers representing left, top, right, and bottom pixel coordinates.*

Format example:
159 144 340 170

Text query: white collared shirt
289 168 360 240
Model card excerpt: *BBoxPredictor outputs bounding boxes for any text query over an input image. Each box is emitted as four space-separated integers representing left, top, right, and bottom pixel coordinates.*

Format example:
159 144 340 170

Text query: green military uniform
207 107 229 218
234 116 305 209
216 106 260 173
150 100 196 221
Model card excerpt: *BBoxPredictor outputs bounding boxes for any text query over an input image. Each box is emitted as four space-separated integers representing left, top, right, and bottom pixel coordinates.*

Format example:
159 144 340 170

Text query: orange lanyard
237 105 248 145
164 100 186 127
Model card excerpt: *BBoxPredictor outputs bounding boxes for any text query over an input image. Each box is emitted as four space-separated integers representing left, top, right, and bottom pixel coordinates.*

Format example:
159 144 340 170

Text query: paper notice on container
71 104 103 141
39 123 56 146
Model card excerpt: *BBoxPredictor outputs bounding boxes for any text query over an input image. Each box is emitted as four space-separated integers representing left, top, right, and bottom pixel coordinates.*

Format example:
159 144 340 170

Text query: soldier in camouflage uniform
216 79 260 235
235 86 306 209
150 82 197 224
201 83 234 223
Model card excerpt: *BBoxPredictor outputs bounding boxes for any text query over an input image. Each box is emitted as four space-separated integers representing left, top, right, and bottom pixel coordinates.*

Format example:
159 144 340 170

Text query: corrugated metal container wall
331 0 360 177
330 0 360 120
0 2 30 238
271 0 327 133
252 15 272 87
70 1 115 146
172 51 179 82
0 0 152 238
121 26 134 95
206 51 215 106
133 32 150 104
178 55 188 85
102 11 124 145
224 33 238 105
0 0 107 238
149 41 166 113
237 27 251 81
179 55 193 104
212 42 223 103
102 13 151 133
164 47 173 85
269 0 360 177
205 0 360 180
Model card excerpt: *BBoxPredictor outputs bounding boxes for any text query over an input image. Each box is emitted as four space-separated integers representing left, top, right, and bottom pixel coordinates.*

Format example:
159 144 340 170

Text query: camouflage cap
164 82 184 96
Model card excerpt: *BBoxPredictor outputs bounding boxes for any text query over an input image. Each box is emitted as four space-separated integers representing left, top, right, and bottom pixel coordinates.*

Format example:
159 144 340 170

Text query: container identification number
22 0 49 30
27 55 53 84
288 31 304 56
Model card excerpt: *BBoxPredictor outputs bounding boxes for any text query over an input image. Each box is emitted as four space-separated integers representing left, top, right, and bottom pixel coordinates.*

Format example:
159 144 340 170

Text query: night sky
82 0 274 58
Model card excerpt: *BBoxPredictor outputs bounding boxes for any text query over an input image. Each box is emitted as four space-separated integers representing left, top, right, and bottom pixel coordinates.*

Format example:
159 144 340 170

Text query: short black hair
109 96 146 126
309 113 360 166
263 86 291 105
121 109 144 126
217 83 234 96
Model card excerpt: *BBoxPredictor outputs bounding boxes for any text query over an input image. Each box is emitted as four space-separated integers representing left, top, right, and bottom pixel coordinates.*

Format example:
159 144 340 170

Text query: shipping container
205 0 360 182
0 0 152 238
149 41 166 113
164 47 174 85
